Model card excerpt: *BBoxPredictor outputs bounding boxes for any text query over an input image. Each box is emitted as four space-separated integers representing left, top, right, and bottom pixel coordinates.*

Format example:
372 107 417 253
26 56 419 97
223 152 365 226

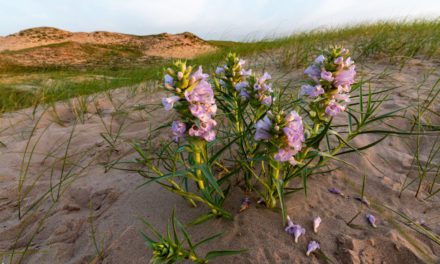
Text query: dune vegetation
0 19 439 264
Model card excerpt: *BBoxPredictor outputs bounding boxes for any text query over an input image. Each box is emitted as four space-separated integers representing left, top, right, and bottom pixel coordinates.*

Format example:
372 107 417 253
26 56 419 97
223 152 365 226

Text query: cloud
0 0 439 40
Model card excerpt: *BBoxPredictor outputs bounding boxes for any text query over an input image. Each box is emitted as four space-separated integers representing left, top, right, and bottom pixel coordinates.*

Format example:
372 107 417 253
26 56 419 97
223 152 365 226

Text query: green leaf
336 135 388 156
189 213 216 226
199 164 224 198
208 136 240 164
137 170 188 188
193 233 223 248
275 180 286 226
175 218 194 249
205 250 246 260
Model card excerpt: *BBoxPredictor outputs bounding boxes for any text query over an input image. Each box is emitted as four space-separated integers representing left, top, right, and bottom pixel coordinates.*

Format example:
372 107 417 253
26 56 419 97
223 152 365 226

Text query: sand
0 57 439 264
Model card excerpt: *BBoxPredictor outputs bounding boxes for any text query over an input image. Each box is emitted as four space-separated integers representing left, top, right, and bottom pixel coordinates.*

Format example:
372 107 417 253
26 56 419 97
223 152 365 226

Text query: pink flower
333 93 351 102
189 119 217 142
325 100 346 117
177 72 184 80
185 80 215 105
191 66 209 81
261 95 272 106
189 104 210 122
274 148 297 165
334 66 356 87
320 70 334 82
258 72 272 84
162 96 180 111
313 216 322 233
283 111 304 151
240 69 252 76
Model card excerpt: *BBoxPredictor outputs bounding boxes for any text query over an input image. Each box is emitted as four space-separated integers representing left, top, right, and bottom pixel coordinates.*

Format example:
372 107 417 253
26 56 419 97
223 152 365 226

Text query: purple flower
345 57 354 67
283 111 304 151
171 120 186 140
189 119 217 142
274 148 297 165
261 95 272 106
215 66 225 75
285 216 305 243
328 188 345 197
240 69 252 76
238 59 246 67
285 111 301 123
334 66 356 87
162 96 180 111
354 196 371 207
306 241 320 256
300 84 324 97
185 80 215 105
164 74 174 88
239 197 251 212
366 214 377 228
320 70 334 82
337 85 351 93
191 66 209 82
239 89 251 99
304 64 321 81
333 93 351 102
258 72 272 84
334 56 344 65
255 116 273 140
314 54 325 63
313 216 322 233
189 104 210 122
235 81 249 91
325 100 346 117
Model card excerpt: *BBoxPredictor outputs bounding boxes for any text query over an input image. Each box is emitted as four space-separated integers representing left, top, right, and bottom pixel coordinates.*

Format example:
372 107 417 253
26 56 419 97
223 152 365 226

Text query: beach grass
1 19 439 113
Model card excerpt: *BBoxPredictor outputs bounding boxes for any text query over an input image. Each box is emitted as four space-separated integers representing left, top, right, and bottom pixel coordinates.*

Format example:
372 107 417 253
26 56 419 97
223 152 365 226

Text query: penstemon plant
142 211 244 264
214 53 274 190
135 61 233 224
251 46 393 224
133 46 406 228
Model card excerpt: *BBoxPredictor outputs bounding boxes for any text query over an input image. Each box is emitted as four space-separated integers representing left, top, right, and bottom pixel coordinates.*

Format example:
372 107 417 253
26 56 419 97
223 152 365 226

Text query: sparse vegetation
1 20 439 113
0 19 439 264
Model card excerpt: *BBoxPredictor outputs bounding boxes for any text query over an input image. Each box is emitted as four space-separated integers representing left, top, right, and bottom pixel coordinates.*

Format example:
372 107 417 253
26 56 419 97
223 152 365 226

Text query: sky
0 0 439 40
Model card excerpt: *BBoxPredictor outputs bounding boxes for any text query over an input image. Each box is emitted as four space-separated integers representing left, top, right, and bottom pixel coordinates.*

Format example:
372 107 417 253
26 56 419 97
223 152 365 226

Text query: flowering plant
133 61 233 224
135 46 401 228
301 47 355 122
214 53 274 190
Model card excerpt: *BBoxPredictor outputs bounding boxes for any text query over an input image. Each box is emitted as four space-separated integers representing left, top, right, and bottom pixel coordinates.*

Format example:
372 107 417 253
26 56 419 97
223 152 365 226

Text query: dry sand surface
0 57 439 264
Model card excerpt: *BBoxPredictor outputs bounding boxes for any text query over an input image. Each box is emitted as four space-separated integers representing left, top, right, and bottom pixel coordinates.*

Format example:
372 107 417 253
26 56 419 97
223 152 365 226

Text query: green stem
193 142 205 190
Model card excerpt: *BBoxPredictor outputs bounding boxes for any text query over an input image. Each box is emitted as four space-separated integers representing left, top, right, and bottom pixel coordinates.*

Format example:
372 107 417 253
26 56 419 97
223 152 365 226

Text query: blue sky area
1 0 439 40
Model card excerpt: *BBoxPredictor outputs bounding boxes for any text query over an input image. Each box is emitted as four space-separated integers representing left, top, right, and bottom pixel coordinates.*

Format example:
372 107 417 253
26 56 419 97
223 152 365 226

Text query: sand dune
0 27 216 68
